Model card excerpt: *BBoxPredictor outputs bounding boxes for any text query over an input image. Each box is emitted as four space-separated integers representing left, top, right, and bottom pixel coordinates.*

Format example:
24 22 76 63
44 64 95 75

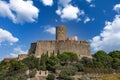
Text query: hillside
0 50 120 80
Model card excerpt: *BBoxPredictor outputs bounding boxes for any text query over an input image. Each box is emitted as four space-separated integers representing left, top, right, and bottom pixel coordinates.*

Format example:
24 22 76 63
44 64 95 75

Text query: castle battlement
37 40 89 43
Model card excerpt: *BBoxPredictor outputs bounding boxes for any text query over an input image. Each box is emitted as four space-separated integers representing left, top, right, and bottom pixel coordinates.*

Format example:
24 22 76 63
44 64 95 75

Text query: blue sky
0 0 120 60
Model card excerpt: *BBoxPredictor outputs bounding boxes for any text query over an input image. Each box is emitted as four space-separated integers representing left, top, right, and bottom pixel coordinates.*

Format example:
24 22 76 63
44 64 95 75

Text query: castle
29 25 91 58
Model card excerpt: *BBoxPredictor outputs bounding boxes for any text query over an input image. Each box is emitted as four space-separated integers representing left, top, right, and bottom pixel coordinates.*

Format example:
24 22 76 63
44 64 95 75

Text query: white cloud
85 0 95 8
0 0 39 24
0 28 18 45
0 46 27 60
0 1 16 22
10 53 18 58
56 8 61 15
41 0 53 6
84 17 90 23
44 26 56 35
56 0 85 21
86 0 92 3
56 5 83 20
91 15 120 52
113 4 120 13
13 47 27 54
10 47 27 57
58 0 71 7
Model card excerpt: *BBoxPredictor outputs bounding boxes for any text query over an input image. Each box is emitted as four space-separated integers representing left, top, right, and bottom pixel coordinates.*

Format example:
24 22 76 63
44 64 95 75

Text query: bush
57 52 78 63
65 76 75 80
29 69 36 78
46 74 55 80
80 76 88 80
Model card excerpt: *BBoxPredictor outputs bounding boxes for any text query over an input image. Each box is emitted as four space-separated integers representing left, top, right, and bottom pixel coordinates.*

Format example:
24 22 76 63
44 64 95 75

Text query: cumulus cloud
0 1 16 22
56 0 85 21
56 5 82 20
0 0 39 24
41 0 53 6
84 17 90 23
113 4 120 13
44 25 56 35
10 47 27 57
0 28 18 45
91 15 120 52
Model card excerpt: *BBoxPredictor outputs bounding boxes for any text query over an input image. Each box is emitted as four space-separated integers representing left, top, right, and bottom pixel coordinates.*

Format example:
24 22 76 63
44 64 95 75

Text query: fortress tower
56 25 66 40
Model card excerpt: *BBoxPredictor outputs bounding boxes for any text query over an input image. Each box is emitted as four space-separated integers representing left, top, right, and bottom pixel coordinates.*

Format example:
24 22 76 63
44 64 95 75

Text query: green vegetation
29 69 36 78
22 55 39 69
94 50 113 68
0 50 120 80
57 52 78 63
59 65 77 80
46 74 55 80
0 60 28 80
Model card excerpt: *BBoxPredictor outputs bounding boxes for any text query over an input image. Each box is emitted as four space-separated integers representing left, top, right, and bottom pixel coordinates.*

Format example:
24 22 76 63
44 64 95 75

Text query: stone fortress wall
29 25 91 58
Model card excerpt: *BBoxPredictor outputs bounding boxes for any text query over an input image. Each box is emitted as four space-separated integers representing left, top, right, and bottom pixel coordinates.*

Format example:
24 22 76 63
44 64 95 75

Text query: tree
59 65 77 79
93 61 104 68
81 57 93 67
9 61 27 72
74 62 84 72
46 55 59 72
22 55 38 69
58 52 78 64
46 74 55 80
112 58 120 69
59 69 75 80
94 50 113 68
2 61 28 80
39 54 49 70
109 50 120 59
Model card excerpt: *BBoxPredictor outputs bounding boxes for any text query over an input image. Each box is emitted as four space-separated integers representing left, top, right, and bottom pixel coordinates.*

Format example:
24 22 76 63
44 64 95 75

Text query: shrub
46 74 55 80
29 69 36 78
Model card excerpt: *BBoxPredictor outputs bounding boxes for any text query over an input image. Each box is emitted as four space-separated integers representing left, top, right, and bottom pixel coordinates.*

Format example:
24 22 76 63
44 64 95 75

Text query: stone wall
35 40 56 58
29 42 37 54
18 54 27 60
32 40 91 58
3 58 18 62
